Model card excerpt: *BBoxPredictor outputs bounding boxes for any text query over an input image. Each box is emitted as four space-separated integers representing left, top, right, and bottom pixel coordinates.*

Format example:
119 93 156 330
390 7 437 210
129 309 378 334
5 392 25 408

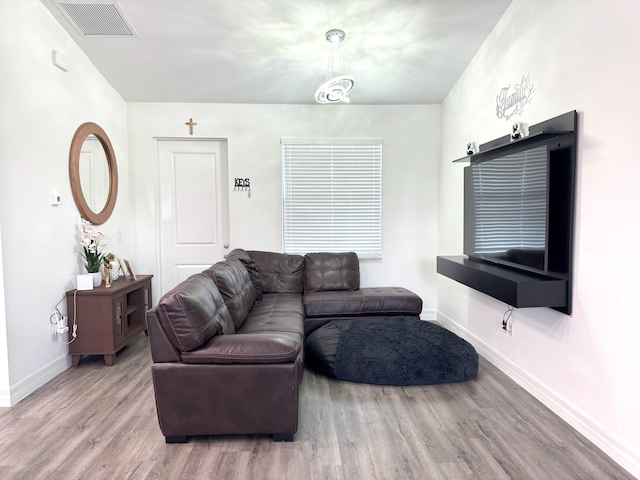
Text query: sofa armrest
180 332 302 364
147 308 181 363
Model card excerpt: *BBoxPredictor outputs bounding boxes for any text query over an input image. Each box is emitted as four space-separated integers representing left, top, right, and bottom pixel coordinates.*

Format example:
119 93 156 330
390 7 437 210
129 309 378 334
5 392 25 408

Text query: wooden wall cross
185 117 197 135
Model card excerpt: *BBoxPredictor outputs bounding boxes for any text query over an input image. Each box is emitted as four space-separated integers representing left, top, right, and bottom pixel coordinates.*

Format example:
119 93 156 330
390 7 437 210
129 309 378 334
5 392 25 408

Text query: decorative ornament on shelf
104 253 119 286
103 262 112 288
510 121 529 141
466 141 477 156
78 219 106 287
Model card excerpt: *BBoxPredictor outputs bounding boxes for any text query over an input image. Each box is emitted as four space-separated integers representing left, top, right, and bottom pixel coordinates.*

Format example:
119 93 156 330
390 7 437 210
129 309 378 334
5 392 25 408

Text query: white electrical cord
50 293 78 344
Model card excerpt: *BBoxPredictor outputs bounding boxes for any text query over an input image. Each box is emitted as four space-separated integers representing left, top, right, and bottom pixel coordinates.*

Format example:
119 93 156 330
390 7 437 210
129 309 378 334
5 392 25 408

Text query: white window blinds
282 139 383 258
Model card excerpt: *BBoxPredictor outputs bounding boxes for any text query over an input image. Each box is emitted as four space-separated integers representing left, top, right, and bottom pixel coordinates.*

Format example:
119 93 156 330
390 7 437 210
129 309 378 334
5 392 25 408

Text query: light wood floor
0 335 633 480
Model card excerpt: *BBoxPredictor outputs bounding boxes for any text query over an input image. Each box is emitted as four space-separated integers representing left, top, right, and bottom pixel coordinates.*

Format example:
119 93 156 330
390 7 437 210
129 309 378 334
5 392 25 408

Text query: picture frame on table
118 257 130 279
123 259 137 280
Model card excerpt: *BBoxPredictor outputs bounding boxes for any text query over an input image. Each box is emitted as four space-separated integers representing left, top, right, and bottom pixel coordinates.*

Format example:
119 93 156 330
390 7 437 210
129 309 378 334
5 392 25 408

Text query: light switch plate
51 191 62 206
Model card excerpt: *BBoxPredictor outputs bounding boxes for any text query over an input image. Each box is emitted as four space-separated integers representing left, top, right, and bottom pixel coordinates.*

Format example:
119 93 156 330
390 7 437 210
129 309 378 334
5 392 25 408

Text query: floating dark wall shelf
437 256 568 310
453 131 573 163
439 110 577 315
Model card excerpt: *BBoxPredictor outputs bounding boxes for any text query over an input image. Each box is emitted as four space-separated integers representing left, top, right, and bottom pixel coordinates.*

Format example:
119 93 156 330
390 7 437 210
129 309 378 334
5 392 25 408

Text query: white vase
91 271 102 287
109 261 120 282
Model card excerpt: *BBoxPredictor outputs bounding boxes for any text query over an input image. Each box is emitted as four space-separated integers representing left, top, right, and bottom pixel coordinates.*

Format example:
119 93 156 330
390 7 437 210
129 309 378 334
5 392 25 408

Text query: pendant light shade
315 29 355 104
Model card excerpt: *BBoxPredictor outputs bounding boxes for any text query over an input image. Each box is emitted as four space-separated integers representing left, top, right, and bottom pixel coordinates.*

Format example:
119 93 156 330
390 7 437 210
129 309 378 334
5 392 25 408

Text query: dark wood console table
66 275 152 366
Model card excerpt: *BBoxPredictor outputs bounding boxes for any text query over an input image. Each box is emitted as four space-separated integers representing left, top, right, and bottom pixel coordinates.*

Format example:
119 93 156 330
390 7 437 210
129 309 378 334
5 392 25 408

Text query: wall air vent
56 2 138 37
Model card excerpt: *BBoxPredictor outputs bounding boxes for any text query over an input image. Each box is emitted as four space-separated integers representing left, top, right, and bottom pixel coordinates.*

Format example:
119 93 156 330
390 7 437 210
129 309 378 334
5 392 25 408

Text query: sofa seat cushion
180 332 302 364
303 287 423 318
304 252 360 293
202 259 256 330
238 293 305 337
157 273 235 352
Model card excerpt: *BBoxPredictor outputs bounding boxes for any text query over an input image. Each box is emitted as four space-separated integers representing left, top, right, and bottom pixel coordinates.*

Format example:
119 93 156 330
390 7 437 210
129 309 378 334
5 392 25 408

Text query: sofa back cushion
157 273 234 352
248 251 305 293
225 248 263 301
202 259 256 330
304 252 360 293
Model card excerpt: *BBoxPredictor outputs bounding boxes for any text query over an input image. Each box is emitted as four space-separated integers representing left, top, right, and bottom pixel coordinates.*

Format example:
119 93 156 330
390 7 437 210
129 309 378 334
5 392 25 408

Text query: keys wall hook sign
234 178 251 198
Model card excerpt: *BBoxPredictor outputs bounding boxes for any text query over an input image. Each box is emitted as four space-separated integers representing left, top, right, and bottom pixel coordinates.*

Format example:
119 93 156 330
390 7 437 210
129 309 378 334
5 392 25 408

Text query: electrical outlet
56 315 69 334
506 318 514 336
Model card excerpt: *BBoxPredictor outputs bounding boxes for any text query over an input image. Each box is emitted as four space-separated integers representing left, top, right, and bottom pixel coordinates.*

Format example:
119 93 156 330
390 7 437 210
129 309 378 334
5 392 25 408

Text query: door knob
224 243 229 249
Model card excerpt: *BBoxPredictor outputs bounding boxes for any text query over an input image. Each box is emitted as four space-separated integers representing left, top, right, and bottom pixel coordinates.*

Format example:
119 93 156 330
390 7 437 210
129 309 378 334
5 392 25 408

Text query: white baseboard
1 354 71 407
420 308 437 321
437 311 640 479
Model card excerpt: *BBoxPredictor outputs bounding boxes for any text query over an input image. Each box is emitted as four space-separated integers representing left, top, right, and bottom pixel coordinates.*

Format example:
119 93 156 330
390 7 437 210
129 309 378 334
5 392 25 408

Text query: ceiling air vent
57 2 138 37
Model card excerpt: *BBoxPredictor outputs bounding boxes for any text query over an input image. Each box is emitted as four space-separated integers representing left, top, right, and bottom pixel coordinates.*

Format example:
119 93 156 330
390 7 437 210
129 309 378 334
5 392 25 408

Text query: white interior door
157 139 230 294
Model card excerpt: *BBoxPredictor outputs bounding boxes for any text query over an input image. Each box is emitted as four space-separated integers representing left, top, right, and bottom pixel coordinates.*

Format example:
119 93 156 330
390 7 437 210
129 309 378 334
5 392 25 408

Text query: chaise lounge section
301 252 423 334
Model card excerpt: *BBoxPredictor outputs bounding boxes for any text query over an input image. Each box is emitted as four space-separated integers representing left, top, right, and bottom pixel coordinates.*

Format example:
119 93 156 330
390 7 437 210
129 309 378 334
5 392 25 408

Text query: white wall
438 0 640 475
0 227 8 403
0 1 129 404
128 103 441 313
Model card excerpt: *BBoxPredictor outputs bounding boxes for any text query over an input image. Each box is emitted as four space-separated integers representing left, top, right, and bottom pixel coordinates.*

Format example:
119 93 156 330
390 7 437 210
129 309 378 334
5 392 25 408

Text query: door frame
153 137 230 294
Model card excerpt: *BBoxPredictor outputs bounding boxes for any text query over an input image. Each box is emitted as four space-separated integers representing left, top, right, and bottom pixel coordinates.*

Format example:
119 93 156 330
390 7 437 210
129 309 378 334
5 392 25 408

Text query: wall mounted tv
437 110 577 314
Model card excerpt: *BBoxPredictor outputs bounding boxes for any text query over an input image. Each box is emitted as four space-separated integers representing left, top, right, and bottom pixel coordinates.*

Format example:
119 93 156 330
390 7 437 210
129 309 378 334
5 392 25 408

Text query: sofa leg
273 433 294 442
165 435 188 444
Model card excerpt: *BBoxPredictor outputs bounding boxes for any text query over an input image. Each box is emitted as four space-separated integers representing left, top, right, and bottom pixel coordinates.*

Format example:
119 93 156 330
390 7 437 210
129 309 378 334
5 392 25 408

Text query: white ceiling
42 0 513 105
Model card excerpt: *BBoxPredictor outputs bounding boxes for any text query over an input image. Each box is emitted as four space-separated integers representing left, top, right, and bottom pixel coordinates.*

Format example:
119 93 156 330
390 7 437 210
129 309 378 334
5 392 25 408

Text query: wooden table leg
71 355 81 367
104 354 115 366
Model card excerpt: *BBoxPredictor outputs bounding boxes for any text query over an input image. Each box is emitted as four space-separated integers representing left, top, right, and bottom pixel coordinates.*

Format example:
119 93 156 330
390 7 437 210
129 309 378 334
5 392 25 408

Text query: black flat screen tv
464 143 551 275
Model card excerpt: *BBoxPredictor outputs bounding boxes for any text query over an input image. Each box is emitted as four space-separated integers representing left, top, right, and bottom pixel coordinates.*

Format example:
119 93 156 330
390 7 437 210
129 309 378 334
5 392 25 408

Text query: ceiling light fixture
315 29 355 104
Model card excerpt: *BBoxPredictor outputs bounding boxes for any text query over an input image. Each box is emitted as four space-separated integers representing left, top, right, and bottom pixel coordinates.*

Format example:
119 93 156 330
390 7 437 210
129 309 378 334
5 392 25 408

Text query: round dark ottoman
305 316 478 386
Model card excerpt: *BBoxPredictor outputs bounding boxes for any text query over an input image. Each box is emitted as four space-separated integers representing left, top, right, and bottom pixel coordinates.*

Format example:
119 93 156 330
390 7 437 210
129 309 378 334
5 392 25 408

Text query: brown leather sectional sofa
146 249 422 443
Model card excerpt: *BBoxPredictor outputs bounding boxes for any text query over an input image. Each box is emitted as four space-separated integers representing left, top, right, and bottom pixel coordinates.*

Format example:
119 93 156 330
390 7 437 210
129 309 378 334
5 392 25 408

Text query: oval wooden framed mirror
69 122 118 225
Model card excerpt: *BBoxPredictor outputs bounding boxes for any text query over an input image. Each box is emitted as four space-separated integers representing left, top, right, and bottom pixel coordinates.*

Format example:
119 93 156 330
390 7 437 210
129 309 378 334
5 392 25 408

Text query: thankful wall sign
495 74 535 121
